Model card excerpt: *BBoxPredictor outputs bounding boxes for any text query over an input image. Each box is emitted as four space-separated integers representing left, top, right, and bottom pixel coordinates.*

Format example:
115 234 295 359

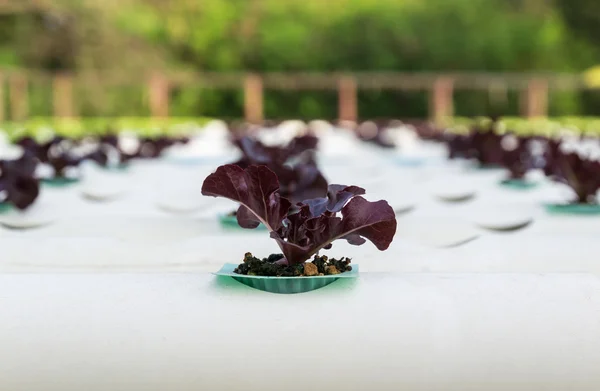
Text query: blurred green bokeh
0 0 599 119
0 117 210 141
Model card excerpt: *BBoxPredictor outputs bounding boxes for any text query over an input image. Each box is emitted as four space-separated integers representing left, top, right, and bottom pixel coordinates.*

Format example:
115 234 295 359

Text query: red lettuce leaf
543 140 600 204
303 184 365 217
201 164 291 231
16 136 61 164
0 153 40 210
231 135 327 202
471 128 504 167
445 120 504 165
5 150 38 177
233 135 318 167
499 135 534 180
445 132 475 160
4 175 40 210
47 154 82 178
85 149 109 167
272 196 396 264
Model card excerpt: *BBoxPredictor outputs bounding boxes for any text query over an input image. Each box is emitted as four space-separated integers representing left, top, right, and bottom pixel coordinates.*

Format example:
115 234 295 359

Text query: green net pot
0 202 13 214
41 177 80 187
500 179 538 190
544 203 600 215
214 263 359 294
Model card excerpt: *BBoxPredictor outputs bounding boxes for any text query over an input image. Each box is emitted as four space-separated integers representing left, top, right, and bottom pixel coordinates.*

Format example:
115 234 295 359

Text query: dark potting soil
234 252 352 277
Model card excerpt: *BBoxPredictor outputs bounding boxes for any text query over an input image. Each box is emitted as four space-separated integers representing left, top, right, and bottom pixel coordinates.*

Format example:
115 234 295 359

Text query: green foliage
0 117 211 140
170 87 243 119
555 0 600 48
264 91 337 120
28 81 53 117
1 0 600 118
131 0 598 117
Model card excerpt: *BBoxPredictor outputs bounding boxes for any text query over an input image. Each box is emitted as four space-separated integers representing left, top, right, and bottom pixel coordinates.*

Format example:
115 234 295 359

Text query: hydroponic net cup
214 263 359 294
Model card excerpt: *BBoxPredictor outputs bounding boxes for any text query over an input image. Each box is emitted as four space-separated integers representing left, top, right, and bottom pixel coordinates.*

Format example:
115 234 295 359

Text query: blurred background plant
0 0 599 119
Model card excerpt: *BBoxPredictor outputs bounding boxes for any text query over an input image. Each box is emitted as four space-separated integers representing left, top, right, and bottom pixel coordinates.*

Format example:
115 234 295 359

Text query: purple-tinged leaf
231 135 327 203
543 140 600 204
272 196 397 264
0 153 40 210
303 184 366 217
5 175 40 210
85 149 109 167
202 164 291 231
286 134 319 157
445 133 475 160
499 134 533 180
47 154 81 178
471 129 504 167
236 205 261 229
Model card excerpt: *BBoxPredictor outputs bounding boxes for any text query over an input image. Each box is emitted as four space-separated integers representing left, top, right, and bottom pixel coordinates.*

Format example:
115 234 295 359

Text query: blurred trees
0 0 599 118
555 0 600 47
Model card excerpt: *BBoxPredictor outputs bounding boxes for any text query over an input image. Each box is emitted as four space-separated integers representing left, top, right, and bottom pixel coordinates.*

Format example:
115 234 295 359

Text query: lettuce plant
445 120 504 166
470 127 504 167
445 133 475 159
46 141 83 178
543 139 600 204
231 135 328 202
15 136 82 178
499 134 534 180
136 136 186 159
15 136 58 164
202 164 397 266
16 133 189 171
0 152 40 210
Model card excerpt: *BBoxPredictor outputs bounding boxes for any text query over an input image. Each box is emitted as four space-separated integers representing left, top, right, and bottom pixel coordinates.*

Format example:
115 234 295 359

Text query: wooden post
244 74 263 124
0 72 4 123
9 73 28 121
429 77 454 124
53 73 75 118
521 78 548 118
338 76 357 122
149 72 170 118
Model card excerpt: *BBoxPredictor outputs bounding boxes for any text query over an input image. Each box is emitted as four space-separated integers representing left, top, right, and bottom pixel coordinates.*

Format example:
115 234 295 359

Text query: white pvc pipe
1 272 599 391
